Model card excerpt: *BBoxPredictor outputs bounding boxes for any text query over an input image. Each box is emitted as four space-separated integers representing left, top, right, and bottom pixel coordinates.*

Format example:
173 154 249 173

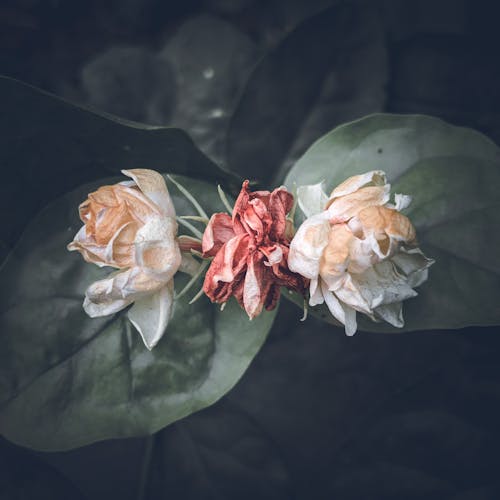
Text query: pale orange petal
326 185 390 221
122 169 176 217
357 205 416 249
319 224 353 279
329 170 387 199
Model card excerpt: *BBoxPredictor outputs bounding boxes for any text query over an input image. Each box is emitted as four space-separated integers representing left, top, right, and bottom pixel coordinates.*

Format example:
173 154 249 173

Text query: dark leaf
227 0 387 184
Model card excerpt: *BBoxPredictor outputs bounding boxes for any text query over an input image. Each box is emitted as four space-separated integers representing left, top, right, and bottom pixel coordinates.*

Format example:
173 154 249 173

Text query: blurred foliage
1 0 500 498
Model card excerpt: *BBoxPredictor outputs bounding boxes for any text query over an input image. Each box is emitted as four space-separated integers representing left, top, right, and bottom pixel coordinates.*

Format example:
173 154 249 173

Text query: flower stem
176 217 203 239
167 175 208 219
176 260 209 300
217 184 234 214
179 215 209 224
189 287 206 305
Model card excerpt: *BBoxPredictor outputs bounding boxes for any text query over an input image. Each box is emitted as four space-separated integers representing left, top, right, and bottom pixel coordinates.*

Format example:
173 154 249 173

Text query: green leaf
284 113 500 332
0 175 276 451
0 76 237 258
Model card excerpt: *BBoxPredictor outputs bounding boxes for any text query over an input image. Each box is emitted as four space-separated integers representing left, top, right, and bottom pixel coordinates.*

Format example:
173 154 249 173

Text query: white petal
122 169 176 217
374 302 404 328
391 246 434 288
346 232 380 274
265 246 283 266
353 261 417 310
83 265 168 318
320 278 346 325
393 193 412 211
309 278 324 306
68 225 111 268
134 216 182 281
128 280 174 350
331 273 373 316
83 295 131 317
83 270 137 317
288 212 330 279
297 182 328 217
344 306 357 336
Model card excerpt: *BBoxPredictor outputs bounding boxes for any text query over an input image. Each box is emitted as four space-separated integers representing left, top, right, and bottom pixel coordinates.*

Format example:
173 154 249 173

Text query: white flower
288 171 434 335
68 169 182 349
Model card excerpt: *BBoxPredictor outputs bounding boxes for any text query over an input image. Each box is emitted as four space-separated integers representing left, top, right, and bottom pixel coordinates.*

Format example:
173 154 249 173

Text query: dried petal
202 180 307 317
290 170 433 335
68 169 182 349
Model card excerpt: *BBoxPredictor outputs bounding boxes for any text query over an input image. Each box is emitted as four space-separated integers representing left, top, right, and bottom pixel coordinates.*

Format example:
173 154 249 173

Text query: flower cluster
68 169 182 350
68 169 433 348
202 180 307 319
289 171 433 334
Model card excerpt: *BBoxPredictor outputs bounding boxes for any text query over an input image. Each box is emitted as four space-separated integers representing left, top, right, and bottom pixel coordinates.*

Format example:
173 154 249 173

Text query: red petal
264 284 281 311
269 187 294 240
203 234 249 303
202 212 235 257
232 180 251 234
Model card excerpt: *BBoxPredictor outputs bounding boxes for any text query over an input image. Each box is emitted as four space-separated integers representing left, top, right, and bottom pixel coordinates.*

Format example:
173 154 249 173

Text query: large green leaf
0 175 276 451
284 114 500 332
0 76 237 257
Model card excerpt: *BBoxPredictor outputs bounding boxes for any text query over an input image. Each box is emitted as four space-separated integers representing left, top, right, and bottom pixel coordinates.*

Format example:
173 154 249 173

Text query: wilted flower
68 169 181 349
288 171 433 335
202 180 307 319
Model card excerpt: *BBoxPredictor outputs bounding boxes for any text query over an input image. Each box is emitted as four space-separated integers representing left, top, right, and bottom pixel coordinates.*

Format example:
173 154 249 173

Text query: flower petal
202 213 235 257
393 193 412 211
326 185 390 221
325 170 390 221
330 273 373 316
319 223 353 282
243 253 265 319
261 245 283 266
122 169 176 217
127 280 174 350
83 270 136 318
83 267 167 318
344 307 357 336
320 278 357 335
309 278 324 306
203 234 250 303
357 205 416 249
269 186 294 239
352 260 418 309
329 170 387 199
297 182 328 218
288 212 331 279
68 226 110 268
134 216 181 281
211 234 249 284
373 302 404 328
391 246 434 287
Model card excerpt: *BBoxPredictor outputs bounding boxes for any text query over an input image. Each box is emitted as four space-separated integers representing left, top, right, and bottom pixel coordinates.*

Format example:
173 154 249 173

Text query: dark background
1 0 500 499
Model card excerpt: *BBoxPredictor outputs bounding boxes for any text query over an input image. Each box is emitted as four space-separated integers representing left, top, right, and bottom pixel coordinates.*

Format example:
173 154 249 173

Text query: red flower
202 181 307 319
